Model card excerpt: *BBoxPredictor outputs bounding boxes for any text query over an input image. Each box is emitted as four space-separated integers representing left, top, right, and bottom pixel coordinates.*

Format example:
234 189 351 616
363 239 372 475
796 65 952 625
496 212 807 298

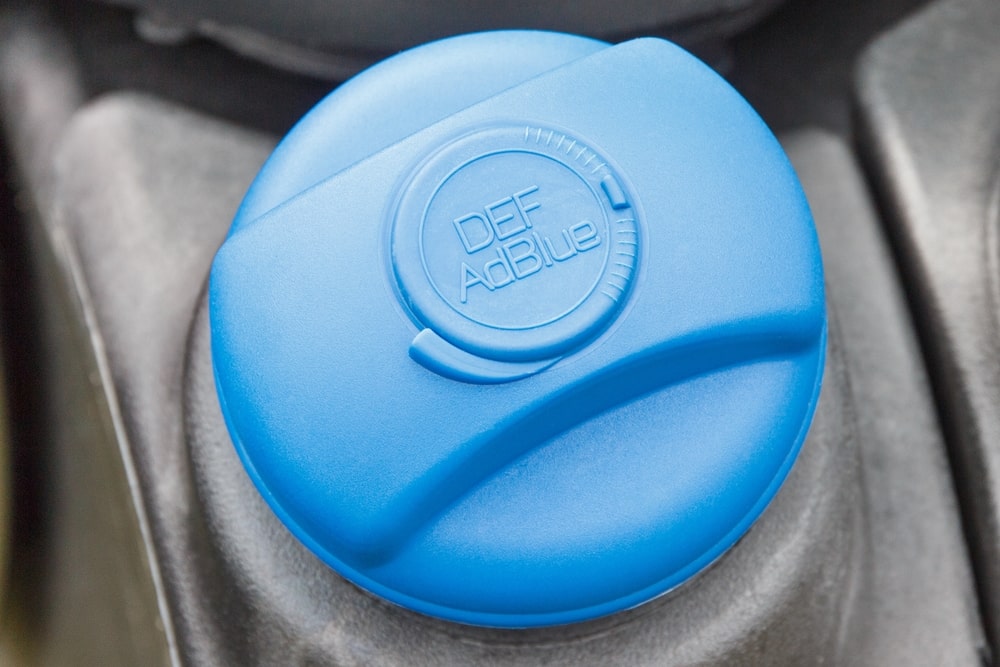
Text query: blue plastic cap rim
209 31 826 627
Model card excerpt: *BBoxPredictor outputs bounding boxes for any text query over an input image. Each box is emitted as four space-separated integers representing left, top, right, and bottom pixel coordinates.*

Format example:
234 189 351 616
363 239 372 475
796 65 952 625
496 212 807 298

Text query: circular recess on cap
392 125 640 363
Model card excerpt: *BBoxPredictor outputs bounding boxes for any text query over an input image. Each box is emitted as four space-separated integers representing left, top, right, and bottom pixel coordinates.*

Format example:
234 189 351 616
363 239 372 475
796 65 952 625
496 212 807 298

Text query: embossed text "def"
452 186 541 253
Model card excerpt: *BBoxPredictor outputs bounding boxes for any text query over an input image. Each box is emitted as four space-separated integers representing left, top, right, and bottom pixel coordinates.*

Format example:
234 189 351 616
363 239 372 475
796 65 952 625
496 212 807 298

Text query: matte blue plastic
209 32 826 628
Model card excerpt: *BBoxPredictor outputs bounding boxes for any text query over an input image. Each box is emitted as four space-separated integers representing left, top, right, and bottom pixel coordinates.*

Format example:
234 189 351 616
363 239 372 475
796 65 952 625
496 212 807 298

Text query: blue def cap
209 32 825 627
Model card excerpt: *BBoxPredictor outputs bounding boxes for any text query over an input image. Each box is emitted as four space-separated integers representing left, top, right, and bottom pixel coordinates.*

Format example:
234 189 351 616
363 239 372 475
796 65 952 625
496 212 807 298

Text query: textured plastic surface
209 32 826 627
856 0 1000 651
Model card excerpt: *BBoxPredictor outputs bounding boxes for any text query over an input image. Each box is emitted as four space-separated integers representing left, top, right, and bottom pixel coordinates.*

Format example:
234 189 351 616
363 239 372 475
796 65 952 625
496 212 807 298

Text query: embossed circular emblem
392 125 641 369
